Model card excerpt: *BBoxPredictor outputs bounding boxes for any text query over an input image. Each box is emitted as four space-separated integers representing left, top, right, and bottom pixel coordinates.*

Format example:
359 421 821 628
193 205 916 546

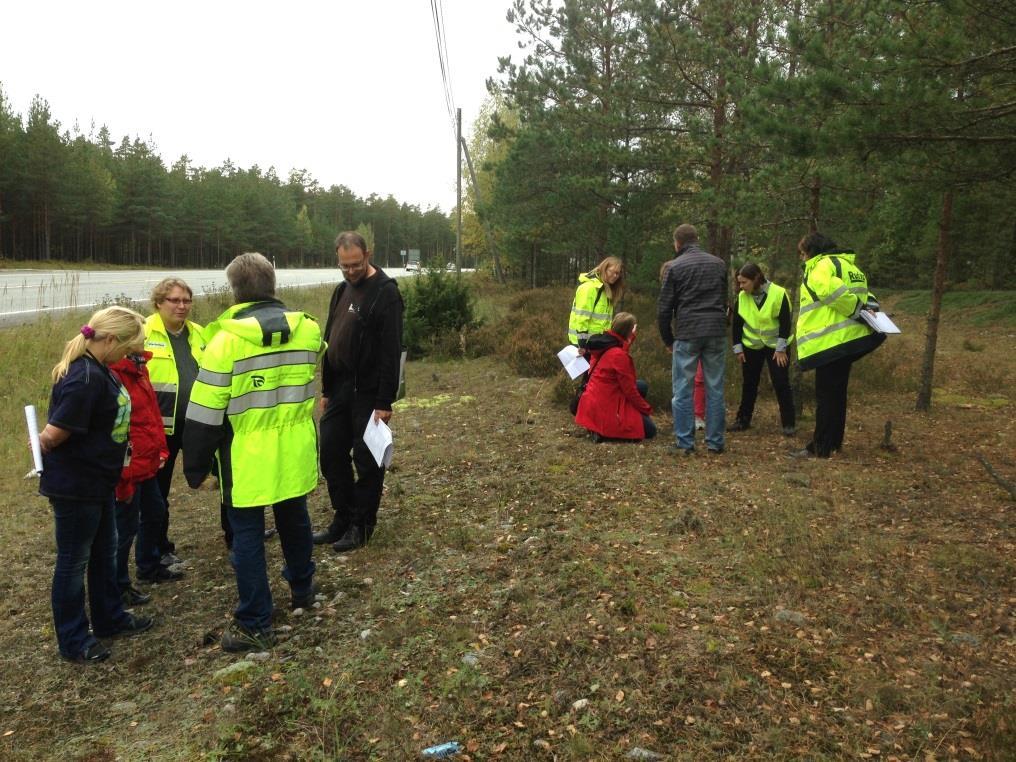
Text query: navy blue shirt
40 354 132 501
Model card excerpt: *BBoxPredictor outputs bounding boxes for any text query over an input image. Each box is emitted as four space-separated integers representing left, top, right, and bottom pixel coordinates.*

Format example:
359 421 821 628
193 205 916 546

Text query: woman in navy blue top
39 306 156 663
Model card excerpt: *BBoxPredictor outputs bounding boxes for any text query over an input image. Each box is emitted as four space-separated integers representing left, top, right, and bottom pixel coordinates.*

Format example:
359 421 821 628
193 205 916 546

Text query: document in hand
557 345 590 380
362 417 394 468
859 310 901 334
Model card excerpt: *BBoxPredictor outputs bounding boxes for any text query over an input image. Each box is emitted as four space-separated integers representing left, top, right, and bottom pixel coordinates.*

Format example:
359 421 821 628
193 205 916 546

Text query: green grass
884 289 1016 326
1 282 1014 759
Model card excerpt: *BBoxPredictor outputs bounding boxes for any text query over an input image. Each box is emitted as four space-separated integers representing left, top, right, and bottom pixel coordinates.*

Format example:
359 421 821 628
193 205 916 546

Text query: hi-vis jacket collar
207 299 312 348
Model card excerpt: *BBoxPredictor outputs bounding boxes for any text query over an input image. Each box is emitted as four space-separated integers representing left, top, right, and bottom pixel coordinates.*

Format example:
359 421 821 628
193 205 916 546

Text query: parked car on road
446 262 456 272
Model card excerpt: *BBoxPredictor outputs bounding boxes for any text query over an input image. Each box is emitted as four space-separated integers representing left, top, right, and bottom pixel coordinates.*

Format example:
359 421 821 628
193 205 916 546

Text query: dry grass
0 285 1013 760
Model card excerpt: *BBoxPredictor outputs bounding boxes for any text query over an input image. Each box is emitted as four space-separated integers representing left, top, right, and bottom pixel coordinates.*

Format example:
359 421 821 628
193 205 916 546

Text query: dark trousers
319 383 386 532
735 347 795 428
51 497 131 658
115 477 166 588
154 430 182 556
227 495 315 632
635 380 657 440
811 355 854 457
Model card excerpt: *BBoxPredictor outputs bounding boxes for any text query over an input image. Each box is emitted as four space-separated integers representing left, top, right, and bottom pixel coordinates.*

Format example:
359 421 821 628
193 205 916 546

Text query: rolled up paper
25 404 44 474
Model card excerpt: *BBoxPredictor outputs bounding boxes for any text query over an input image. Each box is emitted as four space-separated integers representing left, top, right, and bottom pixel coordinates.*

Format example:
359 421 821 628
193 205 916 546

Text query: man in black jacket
657 224 728 455
313 231 404 552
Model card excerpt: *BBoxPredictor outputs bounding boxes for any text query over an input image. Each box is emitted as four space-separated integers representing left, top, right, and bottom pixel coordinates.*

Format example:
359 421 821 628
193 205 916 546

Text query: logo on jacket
848 271 865 283
251 375 265 388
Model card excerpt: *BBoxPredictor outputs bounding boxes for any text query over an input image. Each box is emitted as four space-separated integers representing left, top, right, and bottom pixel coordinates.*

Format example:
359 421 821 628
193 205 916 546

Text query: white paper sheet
859 311 901 334
25 404 43 474
363 416 394 468
557 345 590 380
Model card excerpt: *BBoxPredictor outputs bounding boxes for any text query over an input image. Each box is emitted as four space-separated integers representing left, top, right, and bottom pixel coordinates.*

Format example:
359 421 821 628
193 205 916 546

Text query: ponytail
51 306 146 382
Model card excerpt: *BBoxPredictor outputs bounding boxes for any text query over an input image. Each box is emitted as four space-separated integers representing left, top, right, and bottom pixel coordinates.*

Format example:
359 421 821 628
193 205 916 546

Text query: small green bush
505 314 562 377
403 270 476 358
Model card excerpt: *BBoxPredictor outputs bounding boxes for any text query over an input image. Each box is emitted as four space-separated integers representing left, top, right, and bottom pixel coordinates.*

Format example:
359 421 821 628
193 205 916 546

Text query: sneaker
138 565 184 584
221 622 277 653
95 614 154 639
782 426 796 437
61 641 111 664
122 585 152 606
160 552 182 567
726 419 750 432
694 417 706 431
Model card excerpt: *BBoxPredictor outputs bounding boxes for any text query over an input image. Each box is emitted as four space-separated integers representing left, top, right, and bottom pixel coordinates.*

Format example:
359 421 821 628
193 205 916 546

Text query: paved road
0 267 414 326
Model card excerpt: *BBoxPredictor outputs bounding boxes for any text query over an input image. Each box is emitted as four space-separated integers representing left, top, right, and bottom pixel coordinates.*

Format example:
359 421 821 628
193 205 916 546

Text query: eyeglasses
338 261 367 273
163 298 193 306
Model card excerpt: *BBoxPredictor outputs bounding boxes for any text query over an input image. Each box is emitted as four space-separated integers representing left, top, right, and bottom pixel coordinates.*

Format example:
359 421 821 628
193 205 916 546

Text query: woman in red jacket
575 313 656 442
110 350 175 605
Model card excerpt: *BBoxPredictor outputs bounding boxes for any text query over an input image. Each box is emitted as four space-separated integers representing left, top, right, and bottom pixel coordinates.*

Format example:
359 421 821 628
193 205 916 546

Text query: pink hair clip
80 325 96 339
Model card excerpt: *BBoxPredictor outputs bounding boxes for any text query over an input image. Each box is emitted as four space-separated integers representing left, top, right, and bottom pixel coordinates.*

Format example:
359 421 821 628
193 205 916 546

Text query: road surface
0 267 415 326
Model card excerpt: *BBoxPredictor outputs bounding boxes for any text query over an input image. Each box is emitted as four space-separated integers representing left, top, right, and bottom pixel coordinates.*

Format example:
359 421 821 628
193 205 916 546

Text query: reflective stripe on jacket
737 283 792 350
796 252 884 370
182 300 324 508
144 313 206 435
568 272 613 346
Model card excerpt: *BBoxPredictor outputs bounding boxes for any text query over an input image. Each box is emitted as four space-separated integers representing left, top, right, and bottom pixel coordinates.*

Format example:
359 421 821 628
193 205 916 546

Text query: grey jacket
657 243 728 344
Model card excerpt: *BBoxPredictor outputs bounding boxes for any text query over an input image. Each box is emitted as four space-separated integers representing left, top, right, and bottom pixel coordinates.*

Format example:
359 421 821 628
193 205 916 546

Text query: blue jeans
671 336 726 451
51 497 132 658
115 477 166 588
227 495 315 632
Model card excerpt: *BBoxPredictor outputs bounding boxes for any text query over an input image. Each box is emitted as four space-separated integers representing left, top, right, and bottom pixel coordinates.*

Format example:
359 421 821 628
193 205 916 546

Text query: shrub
504 314 562 377
403 270 476 358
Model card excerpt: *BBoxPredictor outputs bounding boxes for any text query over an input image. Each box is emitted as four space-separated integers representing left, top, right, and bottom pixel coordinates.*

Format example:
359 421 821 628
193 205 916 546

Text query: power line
430 0 457 134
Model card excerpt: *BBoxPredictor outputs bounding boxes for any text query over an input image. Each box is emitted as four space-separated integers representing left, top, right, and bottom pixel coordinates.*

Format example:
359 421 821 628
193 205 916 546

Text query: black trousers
154 429 182 556
319 382 386 532
735 347 795 428
810 355 854 457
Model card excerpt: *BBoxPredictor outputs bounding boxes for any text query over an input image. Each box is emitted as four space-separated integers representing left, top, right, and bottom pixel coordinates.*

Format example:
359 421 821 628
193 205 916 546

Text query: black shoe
95 614 154 639
159 552 182 567
707 447 724 455
789 448 815 459
668 444 694 456
782 426 796 437
313 523 349 545
138 566 184 584
291 588 316 611
331 525 367 553
726 419 750 432
590 432 603 444
221 622 277 653
122 585 151 606
61 641 111 664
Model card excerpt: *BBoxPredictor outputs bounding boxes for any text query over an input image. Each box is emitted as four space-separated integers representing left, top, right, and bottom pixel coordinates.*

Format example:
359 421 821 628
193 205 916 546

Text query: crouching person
575 312 656 443
183 253 324 652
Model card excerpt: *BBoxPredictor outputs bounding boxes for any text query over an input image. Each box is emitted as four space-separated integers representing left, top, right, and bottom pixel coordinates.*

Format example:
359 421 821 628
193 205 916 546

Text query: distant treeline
0 86 456 268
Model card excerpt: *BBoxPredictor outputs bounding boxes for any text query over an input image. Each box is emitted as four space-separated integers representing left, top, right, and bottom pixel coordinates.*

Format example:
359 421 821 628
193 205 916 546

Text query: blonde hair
611 312 637 338
150 277 193 309
52 306 146 382
591 256 625 302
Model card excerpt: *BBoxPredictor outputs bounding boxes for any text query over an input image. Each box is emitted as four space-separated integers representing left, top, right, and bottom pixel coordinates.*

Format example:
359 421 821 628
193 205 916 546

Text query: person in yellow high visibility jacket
568 257 625 349
182 253 323 652
143 278 206 574
793 233 885 458
728 262 796 435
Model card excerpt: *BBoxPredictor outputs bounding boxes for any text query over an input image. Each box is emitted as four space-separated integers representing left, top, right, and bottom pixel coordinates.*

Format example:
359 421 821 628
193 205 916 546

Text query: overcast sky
0 0 523 212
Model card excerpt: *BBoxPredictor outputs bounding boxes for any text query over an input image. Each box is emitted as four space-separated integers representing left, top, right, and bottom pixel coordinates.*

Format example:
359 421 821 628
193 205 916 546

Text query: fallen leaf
322 677 333 688
615 690 625 702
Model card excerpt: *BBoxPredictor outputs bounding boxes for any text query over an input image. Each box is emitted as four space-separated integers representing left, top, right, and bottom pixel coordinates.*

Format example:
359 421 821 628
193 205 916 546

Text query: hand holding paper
25 404 43 475
363 416 394 468
557 345 590 380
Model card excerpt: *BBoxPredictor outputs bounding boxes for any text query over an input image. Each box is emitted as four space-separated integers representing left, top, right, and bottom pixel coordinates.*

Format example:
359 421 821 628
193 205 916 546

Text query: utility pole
456 107 463 274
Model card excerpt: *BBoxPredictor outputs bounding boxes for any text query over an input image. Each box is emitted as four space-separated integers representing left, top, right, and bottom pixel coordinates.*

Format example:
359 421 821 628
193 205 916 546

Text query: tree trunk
809 176 821 232
915 190 954 412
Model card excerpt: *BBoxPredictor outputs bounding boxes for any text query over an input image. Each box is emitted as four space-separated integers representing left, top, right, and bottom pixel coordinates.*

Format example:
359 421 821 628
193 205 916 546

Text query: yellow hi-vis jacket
144 313 206 434
568 272 613 346
737 283 792 350
796 252 884 371
182 300 324 508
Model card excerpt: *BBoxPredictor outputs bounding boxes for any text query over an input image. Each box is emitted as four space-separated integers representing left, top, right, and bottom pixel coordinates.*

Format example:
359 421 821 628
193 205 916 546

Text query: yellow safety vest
737 283 792 350
144 313 206 434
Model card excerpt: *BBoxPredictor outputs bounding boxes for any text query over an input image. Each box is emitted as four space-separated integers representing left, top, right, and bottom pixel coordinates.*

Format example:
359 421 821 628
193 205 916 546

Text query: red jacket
110 352 169 502
575 331 652 440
